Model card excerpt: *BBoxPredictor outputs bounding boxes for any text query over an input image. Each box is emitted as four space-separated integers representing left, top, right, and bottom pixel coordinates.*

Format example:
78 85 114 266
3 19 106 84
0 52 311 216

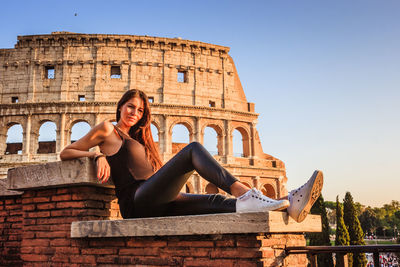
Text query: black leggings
132 142 238 218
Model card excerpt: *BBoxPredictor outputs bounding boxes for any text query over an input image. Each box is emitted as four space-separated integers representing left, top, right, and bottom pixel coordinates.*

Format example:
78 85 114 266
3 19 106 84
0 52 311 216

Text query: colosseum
0 32 287 198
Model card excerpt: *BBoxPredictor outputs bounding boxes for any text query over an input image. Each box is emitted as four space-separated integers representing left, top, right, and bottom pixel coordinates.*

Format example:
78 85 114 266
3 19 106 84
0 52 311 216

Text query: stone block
0 178 22 196
71 211 321 238
8 158 114 191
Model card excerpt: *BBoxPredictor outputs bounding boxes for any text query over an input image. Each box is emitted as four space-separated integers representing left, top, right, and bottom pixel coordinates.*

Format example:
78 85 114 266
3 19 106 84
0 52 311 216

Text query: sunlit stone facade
0 32 287 197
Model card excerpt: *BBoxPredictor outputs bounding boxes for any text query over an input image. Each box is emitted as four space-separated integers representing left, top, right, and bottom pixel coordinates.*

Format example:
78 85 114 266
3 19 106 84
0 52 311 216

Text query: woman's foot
236 188 290 213
287 170 324 223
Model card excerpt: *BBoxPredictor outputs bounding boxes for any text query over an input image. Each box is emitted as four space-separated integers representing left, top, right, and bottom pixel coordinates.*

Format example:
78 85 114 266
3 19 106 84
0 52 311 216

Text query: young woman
60 89 323 222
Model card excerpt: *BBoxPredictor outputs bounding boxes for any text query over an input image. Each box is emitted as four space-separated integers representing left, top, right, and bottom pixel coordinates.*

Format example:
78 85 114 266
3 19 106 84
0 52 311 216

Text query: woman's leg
164 193 236 216
133 142 239 217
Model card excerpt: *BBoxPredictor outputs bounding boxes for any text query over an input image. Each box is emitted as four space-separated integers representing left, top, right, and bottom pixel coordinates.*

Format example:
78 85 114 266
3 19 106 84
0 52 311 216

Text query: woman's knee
187 141 204 151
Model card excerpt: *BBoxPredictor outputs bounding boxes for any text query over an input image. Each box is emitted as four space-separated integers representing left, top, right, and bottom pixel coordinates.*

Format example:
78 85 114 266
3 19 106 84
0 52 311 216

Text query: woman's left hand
96 156 110 183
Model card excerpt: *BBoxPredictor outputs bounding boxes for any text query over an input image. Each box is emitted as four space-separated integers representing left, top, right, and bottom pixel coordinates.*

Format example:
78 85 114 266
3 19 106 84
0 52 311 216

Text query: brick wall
1 158 320 266
0 186 119 266
0 184 310 266
0 194 23 266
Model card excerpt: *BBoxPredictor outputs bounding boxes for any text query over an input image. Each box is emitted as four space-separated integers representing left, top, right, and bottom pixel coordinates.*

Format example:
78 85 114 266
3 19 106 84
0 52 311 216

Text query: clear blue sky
1 0 399 207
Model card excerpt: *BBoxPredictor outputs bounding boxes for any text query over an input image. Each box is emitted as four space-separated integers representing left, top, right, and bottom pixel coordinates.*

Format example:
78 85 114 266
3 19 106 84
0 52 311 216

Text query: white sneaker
236 188 290 213
287 170 324 223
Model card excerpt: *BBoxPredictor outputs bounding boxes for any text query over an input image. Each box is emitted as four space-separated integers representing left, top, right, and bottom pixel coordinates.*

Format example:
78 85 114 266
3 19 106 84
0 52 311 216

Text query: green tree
307 194 334 266
336 196 350 246
336 196 351 267
325 200 337 210
359 207 377 236
343 192 367 267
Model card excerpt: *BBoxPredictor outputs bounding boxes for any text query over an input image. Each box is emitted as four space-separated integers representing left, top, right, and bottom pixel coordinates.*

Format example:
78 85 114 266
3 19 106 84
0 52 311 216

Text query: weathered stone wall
0 32 288 198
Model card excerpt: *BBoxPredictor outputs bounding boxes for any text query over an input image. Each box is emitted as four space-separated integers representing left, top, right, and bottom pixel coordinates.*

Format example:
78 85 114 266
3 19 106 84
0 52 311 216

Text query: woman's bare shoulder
95 120 114 133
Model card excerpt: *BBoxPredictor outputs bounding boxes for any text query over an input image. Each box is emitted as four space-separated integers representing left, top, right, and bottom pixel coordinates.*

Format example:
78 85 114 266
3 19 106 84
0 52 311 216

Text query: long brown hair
116 89 163 171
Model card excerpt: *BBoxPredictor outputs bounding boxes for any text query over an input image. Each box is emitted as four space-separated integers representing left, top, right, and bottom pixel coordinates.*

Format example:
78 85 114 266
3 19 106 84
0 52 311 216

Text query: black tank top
106 126 154 203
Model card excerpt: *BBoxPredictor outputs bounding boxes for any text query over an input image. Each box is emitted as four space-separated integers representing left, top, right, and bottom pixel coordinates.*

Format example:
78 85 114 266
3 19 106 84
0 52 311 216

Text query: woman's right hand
95 154 111 183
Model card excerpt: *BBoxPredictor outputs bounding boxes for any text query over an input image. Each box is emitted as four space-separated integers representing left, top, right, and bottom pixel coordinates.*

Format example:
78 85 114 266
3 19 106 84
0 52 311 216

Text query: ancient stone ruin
0 32 287 198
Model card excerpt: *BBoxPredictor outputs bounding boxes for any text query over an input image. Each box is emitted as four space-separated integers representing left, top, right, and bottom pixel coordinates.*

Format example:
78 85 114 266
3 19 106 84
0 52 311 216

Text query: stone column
30 132 39 156
60 47 70 101
65 129 72 147
224 120 233 164
0 130 7 155
23 115 31 155
253 176 260 190
56 113 66 153
158 129 165 154
278 175 288 199
221 56 226 108
27 48 37 102
162 50 170 103
95 113 102 125
192 52 199 105
163 116 172 157
192 173 201 194
249 123 255 158
194 117 201 143
218 133 225 156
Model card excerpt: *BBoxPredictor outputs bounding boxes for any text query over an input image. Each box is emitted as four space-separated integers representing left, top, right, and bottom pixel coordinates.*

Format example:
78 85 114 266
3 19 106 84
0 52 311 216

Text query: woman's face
118 97 144 128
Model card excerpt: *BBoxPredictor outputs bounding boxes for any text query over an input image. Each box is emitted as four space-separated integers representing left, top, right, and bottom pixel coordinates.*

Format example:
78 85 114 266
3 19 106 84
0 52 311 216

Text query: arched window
185 182 194 193
70 121 91 143
38 121 57 154
241 182 252 189
232 129 244 157
203 127 218 156
151 123 159 142
232 127 250 157
171 123 190 154
5 124 23 155
261 184 276 199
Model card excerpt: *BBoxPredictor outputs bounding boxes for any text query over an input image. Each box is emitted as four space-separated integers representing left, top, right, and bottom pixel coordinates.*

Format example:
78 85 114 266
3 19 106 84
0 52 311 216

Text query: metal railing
286 245 400 267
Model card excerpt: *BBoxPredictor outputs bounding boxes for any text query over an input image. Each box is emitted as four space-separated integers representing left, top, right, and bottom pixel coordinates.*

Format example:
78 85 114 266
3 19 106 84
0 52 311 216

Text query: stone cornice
14 33 230 54
1 60 228 75
0 102 259 117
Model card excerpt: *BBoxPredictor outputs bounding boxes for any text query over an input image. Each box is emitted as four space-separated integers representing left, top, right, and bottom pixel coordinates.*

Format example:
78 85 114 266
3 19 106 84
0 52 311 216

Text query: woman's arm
60 121 113 183
60 121 112 161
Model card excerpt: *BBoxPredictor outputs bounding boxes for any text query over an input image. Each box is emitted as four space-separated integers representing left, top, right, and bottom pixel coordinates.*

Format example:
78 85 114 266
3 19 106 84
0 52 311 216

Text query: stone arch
185 182 194 193
151 120 160 142
64 115 96 134
151 119 161 132
241 181 252 189
202 123 224 156
4 118 27 133
151 115 166 153
232 126 250 158
261 183 276 198
5 123 23 155
205 183 219 194
37 121 57 154
170 119 194 154
150 122 160 152
70 120 91 143
169 119 194 140
30 116 57 155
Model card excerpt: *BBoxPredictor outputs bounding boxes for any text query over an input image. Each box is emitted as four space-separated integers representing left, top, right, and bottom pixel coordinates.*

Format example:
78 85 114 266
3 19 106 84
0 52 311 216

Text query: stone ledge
0 178 22 196
71 211 321 238
7 158 114 191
